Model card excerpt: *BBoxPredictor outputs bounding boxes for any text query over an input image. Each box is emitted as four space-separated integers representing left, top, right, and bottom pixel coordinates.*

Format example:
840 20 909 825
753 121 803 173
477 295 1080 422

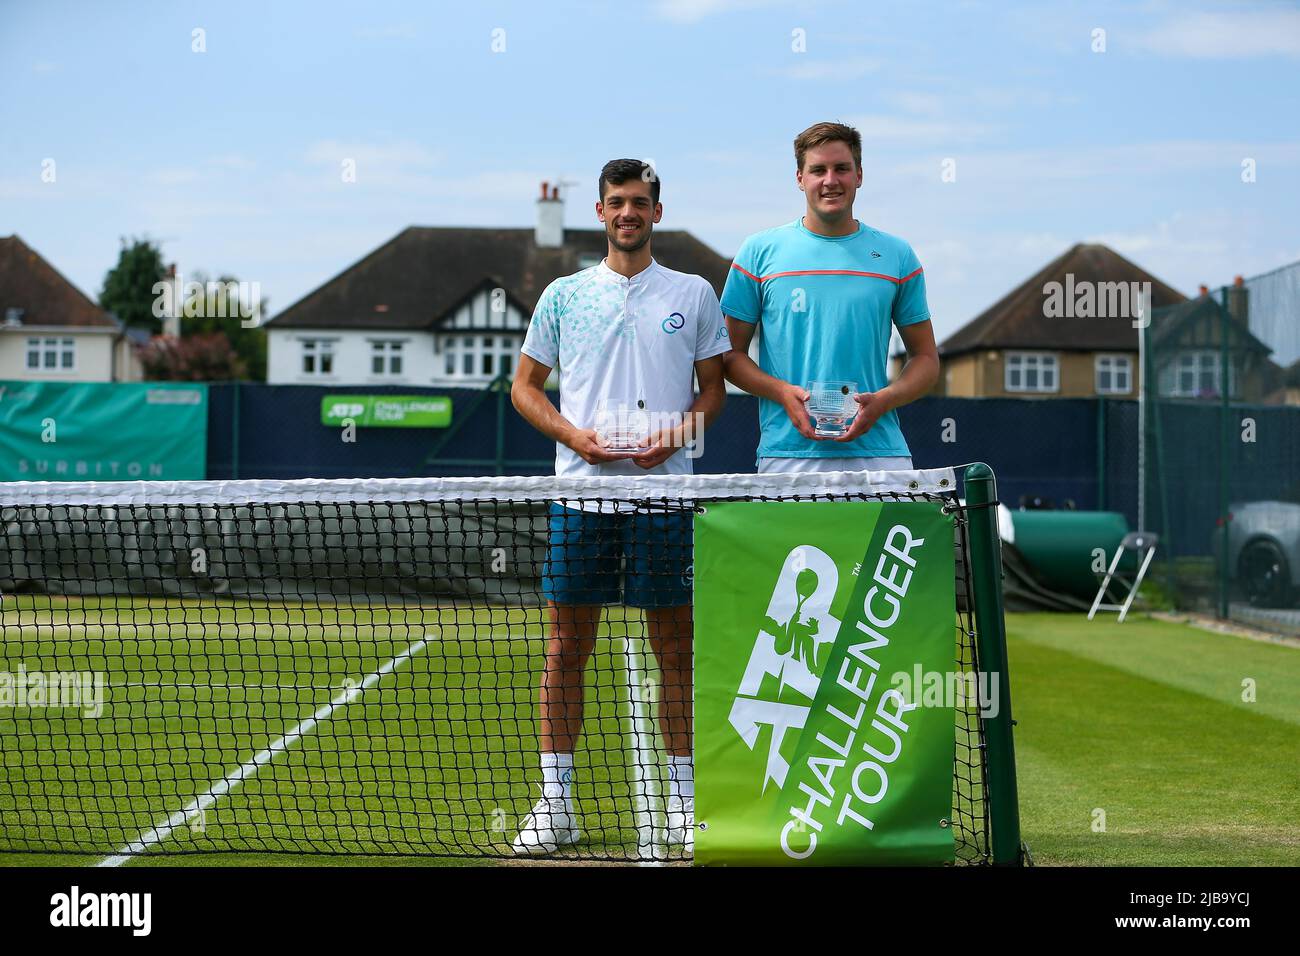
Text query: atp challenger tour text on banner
694 500 956 865
0 381 207 481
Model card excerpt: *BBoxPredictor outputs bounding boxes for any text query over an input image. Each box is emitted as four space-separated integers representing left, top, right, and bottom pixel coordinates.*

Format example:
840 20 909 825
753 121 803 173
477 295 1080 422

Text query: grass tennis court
0 595 676 865
3 606 1297 866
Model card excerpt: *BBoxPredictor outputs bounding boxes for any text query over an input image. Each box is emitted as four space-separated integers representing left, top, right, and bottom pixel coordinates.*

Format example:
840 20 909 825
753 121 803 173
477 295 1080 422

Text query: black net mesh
0 480 990 864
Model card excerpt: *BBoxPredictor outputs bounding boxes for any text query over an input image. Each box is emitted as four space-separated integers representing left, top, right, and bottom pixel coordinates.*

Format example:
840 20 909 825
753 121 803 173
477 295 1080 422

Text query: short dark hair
794 121 862 171
599 159 660 204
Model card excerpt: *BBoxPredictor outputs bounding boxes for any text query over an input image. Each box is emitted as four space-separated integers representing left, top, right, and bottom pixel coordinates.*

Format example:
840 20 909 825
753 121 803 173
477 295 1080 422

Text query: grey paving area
1228 603 1300 638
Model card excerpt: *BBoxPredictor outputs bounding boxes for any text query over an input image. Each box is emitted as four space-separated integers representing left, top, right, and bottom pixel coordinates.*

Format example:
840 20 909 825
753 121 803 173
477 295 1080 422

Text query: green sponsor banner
695 500 956 865
320 395 452 428
0 380 207 481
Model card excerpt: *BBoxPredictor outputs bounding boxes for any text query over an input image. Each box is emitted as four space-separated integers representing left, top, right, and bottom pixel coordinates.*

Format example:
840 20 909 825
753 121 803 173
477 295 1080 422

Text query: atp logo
661 311 686 334
728 545 842 793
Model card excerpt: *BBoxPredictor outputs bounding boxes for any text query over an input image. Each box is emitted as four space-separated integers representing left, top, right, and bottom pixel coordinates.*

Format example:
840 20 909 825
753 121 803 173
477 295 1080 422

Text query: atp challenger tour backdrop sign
320 395 452 428
694 500 956 865
0 380 207 481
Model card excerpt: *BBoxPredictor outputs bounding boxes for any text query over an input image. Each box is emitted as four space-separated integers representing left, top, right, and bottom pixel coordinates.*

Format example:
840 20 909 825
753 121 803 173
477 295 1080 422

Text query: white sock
540 752 574 802
668 755 694 800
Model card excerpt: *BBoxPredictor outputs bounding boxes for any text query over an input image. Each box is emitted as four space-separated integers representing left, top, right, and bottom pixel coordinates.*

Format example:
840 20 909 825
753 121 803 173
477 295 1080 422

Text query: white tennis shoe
665 795 694 850
511 797 582 856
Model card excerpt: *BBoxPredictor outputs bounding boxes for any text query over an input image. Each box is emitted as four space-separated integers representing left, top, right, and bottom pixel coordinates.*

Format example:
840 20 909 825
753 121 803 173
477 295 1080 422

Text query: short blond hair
793 122 862 171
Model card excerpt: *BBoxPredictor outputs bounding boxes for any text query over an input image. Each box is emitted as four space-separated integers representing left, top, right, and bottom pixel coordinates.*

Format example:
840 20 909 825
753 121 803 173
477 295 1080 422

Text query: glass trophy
805 381 858 438
593 399 652 455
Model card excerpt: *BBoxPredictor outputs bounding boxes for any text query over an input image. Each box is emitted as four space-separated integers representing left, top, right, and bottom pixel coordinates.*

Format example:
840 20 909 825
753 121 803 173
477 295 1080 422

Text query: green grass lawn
1008 612 1300 866
1 596 674 866
3 601 1297 867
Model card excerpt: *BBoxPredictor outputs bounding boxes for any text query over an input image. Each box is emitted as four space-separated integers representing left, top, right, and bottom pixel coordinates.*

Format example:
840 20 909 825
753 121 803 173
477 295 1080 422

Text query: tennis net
0 468 1007 864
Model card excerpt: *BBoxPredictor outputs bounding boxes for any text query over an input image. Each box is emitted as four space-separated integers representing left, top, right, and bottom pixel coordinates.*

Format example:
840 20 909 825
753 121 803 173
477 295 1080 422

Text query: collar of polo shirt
597 258 659 284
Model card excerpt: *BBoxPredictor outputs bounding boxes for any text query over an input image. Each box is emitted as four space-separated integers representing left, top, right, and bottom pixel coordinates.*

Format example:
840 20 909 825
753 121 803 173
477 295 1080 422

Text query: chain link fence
1141 277 1300 635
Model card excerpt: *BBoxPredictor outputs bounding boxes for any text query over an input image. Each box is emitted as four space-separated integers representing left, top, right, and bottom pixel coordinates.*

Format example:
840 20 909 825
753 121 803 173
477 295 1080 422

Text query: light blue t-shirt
720 218 930 461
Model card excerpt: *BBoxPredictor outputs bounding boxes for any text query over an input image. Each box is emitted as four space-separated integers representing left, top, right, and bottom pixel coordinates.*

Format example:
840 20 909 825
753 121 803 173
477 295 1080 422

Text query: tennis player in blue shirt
720 121 940 473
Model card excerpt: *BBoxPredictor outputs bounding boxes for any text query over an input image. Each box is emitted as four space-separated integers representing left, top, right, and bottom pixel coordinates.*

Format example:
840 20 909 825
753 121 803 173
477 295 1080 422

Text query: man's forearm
511 384 576 445
878 353 940 411
722 350 789 401
688 381 725 430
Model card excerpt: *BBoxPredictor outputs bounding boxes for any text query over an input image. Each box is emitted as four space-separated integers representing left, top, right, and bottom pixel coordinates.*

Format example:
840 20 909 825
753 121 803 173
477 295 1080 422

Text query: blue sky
2 0 1298 344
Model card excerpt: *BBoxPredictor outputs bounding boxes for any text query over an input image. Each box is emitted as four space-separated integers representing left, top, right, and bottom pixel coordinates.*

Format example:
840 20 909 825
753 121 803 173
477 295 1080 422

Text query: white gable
445 288 528 331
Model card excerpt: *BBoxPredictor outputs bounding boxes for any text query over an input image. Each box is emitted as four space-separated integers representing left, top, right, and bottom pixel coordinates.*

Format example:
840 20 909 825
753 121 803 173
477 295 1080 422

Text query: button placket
622 285 636 338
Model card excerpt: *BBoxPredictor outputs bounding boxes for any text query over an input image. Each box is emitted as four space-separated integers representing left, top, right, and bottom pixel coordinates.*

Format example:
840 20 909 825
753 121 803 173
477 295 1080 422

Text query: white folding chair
1088 531 1158 623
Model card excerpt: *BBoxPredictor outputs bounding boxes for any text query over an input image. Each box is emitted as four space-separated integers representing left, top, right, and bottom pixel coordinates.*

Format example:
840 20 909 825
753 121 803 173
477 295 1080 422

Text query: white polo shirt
521 258 729 478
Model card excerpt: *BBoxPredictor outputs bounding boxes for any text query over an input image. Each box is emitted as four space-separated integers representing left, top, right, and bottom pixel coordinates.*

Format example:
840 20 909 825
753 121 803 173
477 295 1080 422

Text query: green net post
1218 286 1231 619
962 462 1023 865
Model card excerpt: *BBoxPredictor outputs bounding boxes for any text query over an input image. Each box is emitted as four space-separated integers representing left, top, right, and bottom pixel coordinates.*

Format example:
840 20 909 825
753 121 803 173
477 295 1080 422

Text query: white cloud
303 141 441 169
207 154 257 171
0 183 53 202
651 0 788 24
1085 212 1234 265
891 91 946 116
885 140 1300 182
845 113 996 146
772 57 883 80
150 167 202 186
1131 9 1300 59
137 198 268 222
300 141 444 190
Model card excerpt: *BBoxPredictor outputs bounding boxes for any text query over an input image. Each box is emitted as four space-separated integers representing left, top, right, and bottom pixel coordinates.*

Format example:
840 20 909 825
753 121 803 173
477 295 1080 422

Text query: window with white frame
1161 350 1233 398
439 333 522 380
26 337 75 372
300 339 336 376
370 340 404 377
1005 352 1058 393
1095 355 1132 395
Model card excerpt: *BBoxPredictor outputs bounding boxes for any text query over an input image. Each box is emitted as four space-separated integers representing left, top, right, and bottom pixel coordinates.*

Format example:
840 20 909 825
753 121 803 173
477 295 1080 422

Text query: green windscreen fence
0 381 207 481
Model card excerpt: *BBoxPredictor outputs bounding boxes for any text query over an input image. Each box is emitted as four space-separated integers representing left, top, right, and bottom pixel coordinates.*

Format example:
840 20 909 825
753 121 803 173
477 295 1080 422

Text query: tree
99 237 167 333
176 272 269 380
137 332 247 381
100 234 270 380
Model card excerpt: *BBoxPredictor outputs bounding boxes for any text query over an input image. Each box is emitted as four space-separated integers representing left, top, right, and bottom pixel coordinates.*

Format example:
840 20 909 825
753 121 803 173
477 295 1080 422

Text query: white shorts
757 456 915 474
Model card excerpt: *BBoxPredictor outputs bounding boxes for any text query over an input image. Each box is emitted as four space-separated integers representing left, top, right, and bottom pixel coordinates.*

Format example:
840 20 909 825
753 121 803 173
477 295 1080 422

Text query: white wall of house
114 337 144 381
0 327 121 382
266 286 752 392
267 289 530 386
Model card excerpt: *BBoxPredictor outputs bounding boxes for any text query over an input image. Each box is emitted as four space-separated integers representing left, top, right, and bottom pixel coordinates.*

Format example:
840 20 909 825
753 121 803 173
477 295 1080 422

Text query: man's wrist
873 385 899 411
776 379 803 402
555 422 581 448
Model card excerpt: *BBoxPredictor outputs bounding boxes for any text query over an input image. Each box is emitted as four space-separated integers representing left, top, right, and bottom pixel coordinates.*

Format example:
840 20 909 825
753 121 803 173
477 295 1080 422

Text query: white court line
96 636 431 867
623 636 663 863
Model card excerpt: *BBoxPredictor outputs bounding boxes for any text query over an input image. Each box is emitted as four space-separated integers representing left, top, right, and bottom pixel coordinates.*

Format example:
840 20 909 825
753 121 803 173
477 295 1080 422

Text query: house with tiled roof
924 243 1279 401
1148 280 1276 401
264 184 732 386
0 235 142 382
932 243 1183 399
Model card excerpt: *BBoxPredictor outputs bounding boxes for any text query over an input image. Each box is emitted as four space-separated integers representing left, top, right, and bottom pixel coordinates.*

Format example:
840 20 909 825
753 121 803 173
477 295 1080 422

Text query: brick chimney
535 181 563 249
161 262 181 337
1226 274 1248 329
